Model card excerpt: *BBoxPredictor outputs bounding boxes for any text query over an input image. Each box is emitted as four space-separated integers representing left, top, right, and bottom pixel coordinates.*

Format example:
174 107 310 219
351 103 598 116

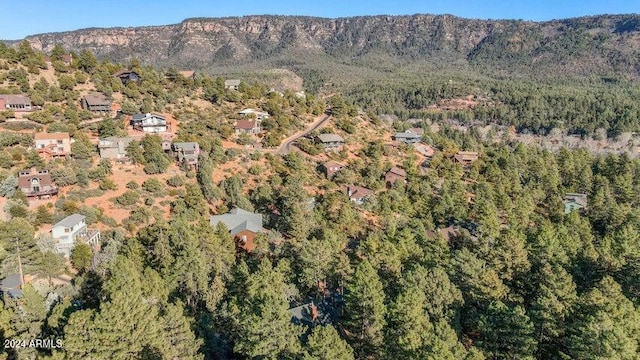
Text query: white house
51 214 100 256
131 113 167 133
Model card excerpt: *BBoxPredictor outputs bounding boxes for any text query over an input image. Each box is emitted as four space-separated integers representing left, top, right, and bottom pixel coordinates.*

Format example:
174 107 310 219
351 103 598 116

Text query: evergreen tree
303 325 354 360
344 259 387 358
233 259 302 359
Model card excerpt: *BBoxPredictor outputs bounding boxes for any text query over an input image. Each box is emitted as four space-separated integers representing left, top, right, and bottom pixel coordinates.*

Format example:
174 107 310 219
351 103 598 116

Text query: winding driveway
276 113 331 155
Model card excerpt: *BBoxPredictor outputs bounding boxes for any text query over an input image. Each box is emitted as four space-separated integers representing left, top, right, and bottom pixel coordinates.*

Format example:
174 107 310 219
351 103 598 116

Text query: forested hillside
0 42 639 360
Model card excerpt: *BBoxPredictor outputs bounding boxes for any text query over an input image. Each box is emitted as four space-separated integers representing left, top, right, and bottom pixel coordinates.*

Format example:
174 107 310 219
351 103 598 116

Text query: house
81 93 112 113
315 134 344 152
34 132 72 158
345 185 374 205
131 113 167 133
61 53 73 65
98 136 134 160
454 151 479 167
239 108 270 120
385 166 407 186
321 160 345 178
289 301 330 326
235 120 261 135
0 94 32 112
563 193 588 214
415 144 435 158
113 70 140 84
51 214 101 257
18 169 58 199
171 142 200 168
0 274 23 298
210 208 263 252
224 79 241 91
393 131 421 144
161 139 173 152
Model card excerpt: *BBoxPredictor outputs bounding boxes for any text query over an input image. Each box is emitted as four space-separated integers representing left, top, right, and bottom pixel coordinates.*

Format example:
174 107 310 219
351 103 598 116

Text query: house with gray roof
171 142 200 168
563 193 588 214
0 274 23 298
210 208 263 251
0 94 32 112
224 79 241 91
315 134 344 151
393 131 422 144
98 136 134 160
51 214 100 256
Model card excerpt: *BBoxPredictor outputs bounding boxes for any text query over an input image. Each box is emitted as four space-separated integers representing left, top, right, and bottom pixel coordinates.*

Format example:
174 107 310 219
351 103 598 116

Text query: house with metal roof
210 208 263 252
315 134 344 151
51 214 100 256
393 131 421 144
0 274 23 298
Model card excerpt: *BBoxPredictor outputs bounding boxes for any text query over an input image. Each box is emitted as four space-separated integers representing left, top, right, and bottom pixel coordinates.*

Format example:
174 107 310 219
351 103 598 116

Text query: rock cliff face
17 14 640 79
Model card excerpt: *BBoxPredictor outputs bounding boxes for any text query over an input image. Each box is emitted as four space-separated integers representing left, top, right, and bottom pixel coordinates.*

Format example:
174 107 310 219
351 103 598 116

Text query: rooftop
225 79 241 86
210 208 263 236
82 93 110 106
172 142 199 151
0 94 31 105
387 166 407 177
235 120 258 130
53 213 85 229
316 133 344 143
34 132 70 141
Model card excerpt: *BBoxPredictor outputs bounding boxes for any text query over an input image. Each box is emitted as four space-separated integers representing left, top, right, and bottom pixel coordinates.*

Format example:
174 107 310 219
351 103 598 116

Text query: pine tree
303 325 354 360
564 276 640 359
529 263 577 359
478 301 537 360
344 259 387 358
233 259 302 359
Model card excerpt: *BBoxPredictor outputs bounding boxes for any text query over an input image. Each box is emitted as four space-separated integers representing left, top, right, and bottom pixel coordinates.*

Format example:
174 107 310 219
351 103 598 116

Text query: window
65 228 70 233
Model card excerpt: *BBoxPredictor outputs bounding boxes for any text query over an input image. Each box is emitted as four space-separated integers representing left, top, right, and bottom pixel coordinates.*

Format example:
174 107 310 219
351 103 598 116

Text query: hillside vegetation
0 29 639 360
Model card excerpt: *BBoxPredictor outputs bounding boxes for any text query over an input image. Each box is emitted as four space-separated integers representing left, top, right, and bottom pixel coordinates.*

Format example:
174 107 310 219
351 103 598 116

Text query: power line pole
15 232 25 288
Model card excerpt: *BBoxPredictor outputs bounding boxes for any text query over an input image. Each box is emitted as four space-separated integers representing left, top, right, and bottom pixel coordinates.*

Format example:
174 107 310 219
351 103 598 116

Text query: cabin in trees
345 185 373 205
563 193 588 214
454 151 479 167
393 131 421 144
224 79 241 91
385 166 407 187
320 160 345 178
289 301 330 326
315 134 344 152
234 120 261 135
113 70 140 84
18 168 58 199
170 142 200 168
0 274 22 298
98 136 134 161
52 214 100 257
81 93 111 113
210 208 264 252
131 113 167 133
0 94 32 112
34 132 72 158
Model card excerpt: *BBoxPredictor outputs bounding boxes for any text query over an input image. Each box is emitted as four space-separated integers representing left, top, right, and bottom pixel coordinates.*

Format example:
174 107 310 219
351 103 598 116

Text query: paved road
276 113 331 155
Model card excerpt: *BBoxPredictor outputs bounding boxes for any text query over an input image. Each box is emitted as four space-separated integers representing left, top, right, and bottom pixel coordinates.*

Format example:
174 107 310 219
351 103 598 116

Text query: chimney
347 186 353 197
310 302 319 322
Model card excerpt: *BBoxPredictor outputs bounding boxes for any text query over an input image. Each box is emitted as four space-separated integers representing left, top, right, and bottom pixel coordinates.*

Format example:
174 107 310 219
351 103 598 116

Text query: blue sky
1 0 638 39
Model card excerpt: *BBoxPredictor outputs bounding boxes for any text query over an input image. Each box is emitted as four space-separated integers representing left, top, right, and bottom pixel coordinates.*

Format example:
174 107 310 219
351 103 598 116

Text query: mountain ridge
7 14 640 89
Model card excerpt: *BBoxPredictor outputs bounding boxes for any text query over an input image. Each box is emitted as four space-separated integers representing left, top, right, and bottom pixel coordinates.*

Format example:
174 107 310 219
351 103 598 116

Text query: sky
0 0 638 40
